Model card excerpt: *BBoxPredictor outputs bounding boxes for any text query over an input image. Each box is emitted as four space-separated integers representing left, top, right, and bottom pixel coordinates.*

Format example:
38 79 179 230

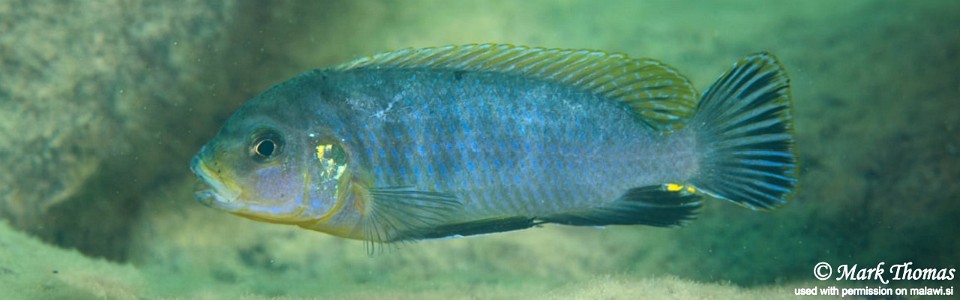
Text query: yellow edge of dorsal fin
331 44 698 132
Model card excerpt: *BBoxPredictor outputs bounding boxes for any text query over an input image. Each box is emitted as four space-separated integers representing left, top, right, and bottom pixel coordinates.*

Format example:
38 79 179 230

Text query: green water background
0 0 957 298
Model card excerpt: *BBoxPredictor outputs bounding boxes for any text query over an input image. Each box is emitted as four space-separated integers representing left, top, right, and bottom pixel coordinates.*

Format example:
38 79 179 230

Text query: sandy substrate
2 220 821 299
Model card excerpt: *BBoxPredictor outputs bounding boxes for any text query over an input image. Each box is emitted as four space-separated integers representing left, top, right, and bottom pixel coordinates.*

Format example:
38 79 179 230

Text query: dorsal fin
332 44 698 132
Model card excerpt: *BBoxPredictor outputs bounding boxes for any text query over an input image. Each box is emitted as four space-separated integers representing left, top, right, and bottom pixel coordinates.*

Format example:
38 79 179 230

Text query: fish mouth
190 155 244 212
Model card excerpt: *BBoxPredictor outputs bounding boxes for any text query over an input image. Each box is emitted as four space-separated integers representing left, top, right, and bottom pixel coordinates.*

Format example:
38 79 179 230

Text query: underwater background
1 0 957 299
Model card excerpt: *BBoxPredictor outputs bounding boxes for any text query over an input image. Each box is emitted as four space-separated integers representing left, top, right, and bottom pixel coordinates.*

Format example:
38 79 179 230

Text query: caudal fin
689 53 798 210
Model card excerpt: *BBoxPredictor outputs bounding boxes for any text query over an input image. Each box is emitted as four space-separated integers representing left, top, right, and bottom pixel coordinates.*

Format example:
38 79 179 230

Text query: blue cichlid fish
191 44 797 248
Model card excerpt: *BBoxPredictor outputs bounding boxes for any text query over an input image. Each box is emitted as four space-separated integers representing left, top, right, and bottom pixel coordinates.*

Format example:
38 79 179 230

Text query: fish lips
190 155 244 212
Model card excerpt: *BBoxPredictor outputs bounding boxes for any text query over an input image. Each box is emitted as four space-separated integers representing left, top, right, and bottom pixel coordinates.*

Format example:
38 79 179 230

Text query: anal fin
541 184 701 227
402 216 540 240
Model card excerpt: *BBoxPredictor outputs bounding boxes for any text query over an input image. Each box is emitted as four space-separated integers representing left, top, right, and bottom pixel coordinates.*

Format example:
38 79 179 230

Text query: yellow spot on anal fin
665 183 683 192
665 183 697 194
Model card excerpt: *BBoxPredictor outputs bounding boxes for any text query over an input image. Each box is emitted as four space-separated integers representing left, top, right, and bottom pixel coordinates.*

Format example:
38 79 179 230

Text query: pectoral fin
361 187 462 248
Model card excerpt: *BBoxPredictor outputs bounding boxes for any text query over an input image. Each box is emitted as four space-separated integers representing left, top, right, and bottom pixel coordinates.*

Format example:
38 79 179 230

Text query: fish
190 44 797 249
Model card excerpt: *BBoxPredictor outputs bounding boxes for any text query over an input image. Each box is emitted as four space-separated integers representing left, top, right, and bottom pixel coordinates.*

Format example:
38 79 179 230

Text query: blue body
304 69 698 220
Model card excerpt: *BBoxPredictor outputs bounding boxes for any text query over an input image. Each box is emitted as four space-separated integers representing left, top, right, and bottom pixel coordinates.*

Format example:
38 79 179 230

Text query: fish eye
250 130 283 162
255 139 276 156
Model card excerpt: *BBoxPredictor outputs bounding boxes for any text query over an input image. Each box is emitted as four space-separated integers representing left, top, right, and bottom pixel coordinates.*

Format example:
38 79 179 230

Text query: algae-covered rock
0 0 112 227
0 0 239 258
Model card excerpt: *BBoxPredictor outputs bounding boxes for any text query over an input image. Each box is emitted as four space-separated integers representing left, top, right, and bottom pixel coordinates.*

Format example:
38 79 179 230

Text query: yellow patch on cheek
316 144 347 180
316 144 333 161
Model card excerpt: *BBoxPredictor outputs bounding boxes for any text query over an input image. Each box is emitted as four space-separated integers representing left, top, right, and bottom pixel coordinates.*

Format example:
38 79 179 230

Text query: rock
0 0 238 258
